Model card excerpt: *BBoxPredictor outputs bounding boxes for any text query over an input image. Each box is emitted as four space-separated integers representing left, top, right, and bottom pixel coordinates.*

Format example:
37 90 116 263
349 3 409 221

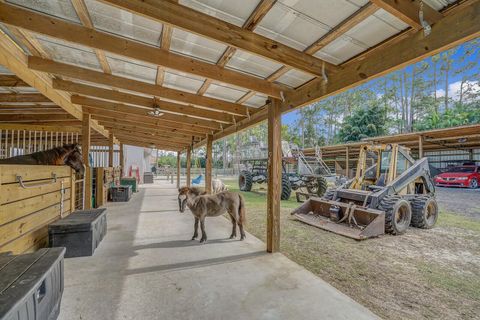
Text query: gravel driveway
436 187 480 219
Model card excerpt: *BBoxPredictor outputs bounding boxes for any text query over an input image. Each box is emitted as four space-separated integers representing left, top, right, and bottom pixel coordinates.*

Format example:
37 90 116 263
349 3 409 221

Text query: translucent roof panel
85 0 162 46
275 69 315 88
424 0 457 11
106 53 157 84
14 87 39 93
163 71 205 94
6 0 80 23
170 29 228 64
256 0 367 51
179 0 261 27
226 50 282 78
243 93 268 108
0 65 13 75
204 83 247 103
0 23 30 55
314 9 408 65
36 35 102 71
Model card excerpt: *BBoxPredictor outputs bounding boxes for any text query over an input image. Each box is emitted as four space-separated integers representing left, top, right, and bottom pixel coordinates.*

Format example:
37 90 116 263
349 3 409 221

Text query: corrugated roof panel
243 93 268 108
170 29 228 64
85 0 162 46
345 10 408 48
204 83 247 102
314 37 366 65
36 35 103 71
226 50 282 78
256 0 367 51
275 69 315 88
14 87 39 93
163 71 205 94
6 0 80 23
106 53 157 84
424 0 457 11
179 0 261 27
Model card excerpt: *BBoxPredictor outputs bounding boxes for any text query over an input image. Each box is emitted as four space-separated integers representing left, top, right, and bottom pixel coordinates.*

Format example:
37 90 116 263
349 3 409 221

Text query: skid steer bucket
291 198 385 240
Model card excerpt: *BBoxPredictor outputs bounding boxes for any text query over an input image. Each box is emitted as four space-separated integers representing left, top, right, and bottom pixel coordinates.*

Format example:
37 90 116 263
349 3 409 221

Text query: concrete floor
59 180 379 320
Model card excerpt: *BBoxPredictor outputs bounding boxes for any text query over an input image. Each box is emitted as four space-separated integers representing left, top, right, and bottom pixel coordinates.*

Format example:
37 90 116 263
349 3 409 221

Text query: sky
281 40 479 126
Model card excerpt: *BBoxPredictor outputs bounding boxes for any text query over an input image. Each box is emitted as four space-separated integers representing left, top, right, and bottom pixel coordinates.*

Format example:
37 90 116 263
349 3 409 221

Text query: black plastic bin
48 209 107 258
110 185 132 202
143 172 154 184
0 247 65 320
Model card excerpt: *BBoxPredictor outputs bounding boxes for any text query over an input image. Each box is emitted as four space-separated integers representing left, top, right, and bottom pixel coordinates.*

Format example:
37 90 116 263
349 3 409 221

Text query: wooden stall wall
0 129 79 158
0 165 74 254
94 166 121 208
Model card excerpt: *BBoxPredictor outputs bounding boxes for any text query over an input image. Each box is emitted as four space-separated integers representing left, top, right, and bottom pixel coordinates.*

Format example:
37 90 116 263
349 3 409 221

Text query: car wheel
469 178 478 189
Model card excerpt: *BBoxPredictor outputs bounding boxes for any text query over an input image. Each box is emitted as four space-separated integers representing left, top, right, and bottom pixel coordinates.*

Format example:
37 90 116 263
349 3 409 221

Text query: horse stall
93 166 121 208
0 164 75 254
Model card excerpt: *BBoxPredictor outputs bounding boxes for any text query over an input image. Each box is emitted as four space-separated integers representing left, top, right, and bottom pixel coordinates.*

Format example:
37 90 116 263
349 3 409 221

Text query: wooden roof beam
370 0 443 29
72 95 234 124
0 3 284 98
0 93 51 103
0 28 109 138
98 121 200 141
71 0 112 74
99 0 337 76
0 123 81 132
117 138 182 151
0 75 29 87
53 79 222 130
28 57 250 117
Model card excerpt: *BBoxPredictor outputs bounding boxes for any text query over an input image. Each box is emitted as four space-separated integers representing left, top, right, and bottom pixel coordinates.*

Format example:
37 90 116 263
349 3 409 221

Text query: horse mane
189 187 207 196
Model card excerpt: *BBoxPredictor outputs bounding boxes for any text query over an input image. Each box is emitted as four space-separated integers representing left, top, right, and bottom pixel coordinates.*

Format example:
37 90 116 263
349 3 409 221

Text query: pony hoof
240 236 246 241
229 235 236 239
191 237 197 240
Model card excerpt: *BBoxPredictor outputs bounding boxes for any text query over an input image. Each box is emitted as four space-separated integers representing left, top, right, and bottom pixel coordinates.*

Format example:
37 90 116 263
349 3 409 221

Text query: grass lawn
222 178 480 320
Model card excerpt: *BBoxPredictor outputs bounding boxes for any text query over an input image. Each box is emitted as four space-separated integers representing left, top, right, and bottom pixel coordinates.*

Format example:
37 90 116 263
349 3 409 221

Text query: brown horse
178 187 246 243
0 144 85 174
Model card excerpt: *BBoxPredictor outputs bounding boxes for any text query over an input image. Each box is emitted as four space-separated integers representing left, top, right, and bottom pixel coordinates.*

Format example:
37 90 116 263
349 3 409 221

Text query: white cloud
434 80 480 101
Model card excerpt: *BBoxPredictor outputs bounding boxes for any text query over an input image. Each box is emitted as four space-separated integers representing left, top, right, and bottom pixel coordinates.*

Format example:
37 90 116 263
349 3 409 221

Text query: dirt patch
436 187 480 219
223 179 480 320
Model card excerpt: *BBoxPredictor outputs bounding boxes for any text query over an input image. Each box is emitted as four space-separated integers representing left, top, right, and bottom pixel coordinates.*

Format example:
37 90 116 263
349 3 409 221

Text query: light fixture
458 137 467 143
148 107 164 117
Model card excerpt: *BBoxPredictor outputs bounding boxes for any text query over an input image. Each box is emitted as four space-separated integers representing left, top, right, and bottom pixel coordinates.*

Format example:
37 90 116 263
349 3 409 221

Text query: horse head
63 144 85 175
177 187 206 213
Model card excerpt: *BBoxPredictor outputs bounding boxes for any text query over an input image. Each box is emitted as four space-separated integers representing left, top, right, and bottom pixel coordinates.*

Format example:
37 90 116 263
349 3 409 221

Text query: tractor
291 143 439 239
238 141 335 200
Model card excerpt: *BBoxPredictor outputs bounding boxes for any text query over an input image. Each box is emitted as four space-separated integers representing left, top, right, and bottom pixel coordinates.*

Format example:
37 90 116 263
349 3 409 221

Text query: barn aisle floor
58 180 379 320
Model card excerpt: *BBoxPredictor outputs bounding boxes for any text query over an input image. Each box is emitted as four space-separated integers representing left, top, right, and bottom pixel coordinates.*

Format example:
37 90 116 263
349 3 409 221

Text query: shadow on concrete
133 238 243 250
125 251 267 276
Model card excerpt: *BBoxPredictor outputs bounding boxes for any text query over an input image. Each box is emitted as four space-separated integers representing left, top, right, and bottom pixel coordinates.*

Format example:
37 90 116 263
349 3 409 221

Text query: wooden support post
119 143 124 176
205 134 213 194
186 146 192 187
82 113 92 209
345 147 350 178
176 151 181 188
418 135 424 159
108 132 114 167
267 97 281 253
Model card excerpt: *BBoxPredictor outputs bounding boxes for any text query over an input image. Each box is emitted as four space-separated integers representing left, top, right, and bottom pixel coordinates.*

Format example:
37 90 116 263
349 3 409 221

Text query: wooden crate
0 165 74 254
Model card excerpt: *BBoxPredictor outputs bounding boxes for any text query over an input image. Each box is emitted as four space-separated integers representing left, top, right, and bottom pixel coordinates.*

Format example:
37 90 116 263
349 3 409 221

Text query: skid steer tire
281 175 292 200
379 195 412 235
307 176 328 197
239 170 253 192
322 188 336 201
411 196 438 229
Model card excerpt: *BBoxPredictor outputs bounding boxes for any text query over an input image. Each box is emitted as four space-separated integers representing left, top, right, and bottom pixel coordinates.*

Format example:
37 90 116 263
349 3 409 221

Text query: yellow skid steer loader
291 144 438 240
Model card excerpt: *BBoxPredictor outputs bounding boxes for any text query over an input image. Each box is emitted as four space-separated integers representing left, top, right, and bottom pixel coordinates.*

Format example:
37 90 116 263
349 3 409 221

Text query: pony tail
238 194 246 225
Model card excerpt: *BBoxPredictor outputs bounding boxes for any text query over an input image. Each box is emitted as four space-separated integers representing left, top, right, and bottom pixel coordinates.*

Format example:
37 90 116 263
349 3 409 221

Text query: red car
434 165 480 189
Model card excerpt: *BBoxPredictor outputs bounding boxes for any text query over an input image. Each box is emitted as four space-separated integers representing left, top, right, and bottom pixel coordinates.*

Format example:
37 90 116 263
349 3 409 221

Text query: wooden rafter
98 121 201 141
28 56 251 117
0 75 29 87
82 106 215 134
71 0 112 74
370 0 443 29
72 95 234 124
0 3 284 98
195 1 479 146
0 114 75 122
0 93 51 102
155 0 177 86
0 123 81 132
0 25 109 137
106 129 192 145
196 0 276 96
99 0 337 76
54 80 222 130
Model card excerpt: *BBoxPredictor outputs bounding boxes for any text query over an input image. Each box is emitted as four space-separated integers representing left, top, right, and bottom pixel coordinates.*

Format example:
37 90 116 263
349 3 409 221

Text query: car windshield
447 167 475 173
